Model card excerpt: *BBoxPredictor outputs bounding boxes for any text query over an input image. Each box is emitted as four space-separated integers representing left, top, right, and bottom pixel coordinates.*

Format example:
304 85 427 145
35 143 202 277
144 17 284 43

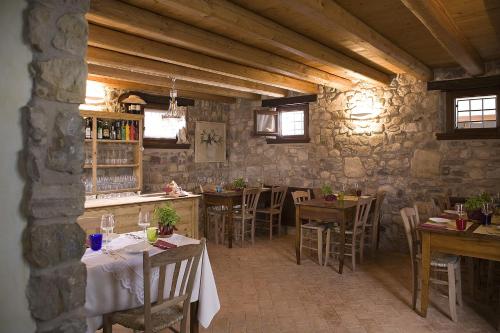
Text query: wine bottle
110 121 116 140
115 121 121 140
121 121 126 140
134 121 139 140
85 118 91 139
130 120 135 141
103 120 110 139
125 121 130 141
97 120 103 139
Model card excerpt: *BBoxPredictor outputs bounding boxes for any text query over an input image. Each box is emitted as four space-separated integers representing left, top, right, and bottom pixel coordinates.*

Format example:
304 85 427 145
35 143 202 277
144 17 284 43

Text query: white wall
0 0 36 331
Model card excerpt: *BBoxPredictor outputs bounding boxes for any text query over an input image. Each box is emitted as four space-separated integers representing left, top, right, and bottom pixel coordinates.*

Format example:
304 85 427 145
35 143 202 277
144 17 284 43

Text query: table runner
421 220 473 232
82 232 220 332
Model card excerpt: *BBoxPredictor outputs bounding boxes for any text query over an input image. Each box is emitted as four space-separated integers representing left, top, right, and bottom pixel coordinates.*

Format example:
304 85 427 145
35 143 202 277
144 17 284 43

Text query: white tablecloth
82 232 220 332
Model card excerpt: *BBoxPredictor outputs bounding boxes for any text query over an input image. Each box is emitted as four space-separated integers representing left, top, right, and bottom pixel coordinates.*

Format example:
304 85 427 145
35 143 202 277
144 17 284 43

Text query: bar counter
78 193 200 238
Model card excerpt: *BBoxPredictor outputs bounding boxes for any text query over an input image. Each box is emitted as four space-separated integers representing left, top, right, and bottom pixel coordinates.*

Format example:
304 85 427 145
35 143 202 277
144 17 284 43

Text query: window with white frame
143 108 186 140
455 95 497 129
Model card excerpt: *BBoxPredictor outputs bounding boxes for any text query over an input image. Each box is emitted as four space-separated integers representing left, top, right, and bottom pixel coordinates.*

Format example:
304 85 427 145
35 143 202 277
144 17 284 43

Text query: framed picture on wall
195 121 226 163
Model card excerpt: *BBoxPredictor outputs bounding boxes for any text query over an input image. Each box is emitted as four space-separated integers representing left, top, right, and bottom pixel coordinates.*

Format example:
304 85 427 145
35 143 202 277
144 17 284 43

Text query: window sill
266 137 310 144
436 130 500 140
143 139 191 149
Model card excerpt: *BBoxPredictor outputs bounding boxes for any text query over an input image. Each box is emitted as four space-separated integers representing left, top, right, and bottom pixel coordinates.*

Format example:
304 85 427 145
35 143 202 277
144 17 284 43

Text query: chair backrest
291 190 311 205
270 185 288 210
142 238 206 333
241 187 261 218
370 191 386 226
431 196 449 215
354 197 373 232
400 206 421 262
199 184 217 193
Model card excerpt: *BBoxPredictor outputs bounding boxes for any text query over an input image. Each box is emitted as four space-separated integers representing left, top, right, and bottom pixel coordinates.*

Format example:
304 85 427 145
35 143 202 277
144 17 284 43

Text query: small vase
158 225 174 238
467 209 482 222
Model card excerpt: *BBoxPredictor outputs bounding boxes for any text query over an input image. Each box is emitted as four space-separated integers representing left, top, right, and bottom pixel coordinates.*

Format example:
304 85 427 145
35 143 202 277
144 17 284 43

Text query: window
254 103 310 143
437 87 500 140
144 108 186 139
455 95 496 129
143 107 190 149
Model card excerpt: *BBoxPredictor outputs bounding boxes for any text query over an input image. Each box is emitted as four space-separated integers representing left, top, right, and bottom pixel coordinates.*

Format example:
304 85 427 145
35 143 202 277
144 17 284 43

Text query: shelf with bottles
80 110 143 197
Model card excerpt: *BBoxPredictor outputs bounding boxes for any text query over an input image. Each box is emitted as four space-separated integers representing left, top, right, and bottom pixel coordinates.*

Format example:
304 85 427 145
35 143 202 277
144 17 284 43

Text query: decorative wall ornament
195 121 226 163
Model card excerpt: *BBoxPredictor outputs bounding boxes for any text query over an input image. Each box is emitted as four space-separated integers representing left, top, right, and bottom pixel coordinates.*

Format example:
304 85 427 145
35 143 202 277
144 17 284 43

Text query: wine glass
354 183 362 197
138 211 151 247
481 203 493 225
100 214 115 253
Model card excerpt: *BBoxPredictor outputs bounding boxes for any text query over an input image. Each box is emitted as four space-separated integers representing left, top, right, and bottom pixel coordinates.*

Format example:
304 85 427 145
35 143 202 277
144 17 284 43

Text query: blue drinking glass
89 233 103 251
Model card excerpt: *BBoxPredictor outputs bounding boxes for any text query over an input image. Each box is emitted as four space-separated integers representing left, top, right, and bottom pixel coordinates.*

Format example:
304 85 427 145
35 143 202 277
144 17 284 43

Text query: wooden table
418 222 500 320
203 188 269 248
295 198 357 273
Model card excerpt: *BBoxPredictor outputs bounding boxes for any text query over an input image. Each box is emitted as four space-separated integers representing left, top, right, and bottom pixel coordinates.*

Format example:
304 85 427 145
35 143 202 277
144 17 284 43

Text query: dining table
82 231 220 333
294 196 360 274
417 215 500 327
202 187 270 248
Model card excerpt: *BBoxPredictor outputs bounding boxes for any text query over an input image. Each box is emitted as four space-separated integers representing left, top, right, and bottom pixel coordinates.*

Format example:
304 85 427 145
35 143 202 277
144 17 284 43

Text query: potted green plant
232 178 246 191
154 203 179 237
321 184 336 201
464 192 491 221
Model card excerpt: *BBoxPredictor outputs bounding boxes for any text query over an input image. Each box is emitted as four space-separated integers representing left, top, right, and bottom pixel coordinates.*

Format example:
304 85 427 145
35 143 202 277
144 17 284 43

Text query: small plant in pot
321 184 336 201
464 192 491 221
232 178 246 191
154 204 179 237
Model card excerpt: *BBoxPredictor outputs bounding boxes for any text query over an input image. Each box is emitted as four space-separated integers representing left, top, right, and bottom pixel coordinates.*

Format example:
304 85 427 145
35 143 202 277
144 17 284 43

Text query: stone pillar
24 0 89 332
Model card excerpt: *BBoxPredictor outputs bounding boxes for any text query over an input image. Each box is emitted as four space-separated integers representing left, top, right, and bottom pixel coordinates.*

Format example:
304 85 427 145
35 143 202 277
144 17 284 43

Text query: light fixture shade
163 78 182 118
121 94 147 104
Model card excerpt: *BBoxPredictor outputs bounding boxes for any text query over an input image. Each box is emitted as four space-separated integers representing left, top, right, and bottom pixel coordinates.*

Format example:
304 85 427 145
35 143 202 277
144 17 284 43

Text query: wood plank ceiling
86 0 500 102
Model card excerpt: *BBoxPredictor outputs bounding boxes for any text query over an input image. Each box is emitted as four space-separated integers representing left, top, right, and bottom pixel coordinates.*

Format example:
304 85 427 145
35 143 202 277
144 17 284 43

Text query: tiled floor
109 234 497 333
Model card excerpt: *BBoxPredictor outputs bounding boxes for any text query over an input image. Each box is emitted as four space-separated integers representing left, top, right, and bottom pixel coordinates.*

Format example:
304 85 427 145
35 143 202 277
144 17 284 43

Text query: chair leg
251 218 255 245
299 227 304 259
213 216 219 245
447 262 458 322
456 260 463 306
269 213 273 240
324 228 331 267
411 260 418 310
241 219 245 247
278 213 282 237
359 232 365 264
103 314 112 333
351 236 356 272
317 228 323 265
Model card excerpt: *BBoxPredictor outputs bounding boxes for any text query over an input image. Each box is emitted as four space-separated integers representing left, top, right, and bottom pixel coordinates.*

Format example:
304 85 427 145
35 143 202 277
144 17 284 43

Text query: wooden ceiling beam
87 46 284 97
401 0 484 76
87 63 260 100
121 0 393 85
87 0 353 90
229 0 432 81
88 76 237 104
88 24 318 94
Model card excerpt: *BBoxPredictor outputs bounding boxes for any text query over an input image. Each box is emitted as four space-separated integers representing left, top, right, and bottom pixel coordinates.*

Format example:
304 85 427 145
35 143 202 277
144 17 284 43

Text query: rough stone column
23 0 89 332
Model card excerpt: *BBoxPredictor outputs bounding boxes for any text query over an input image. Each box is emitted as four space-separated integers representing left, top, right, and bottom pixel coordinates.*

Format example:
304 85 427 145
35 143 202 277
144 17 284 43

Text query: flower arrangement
321 184 336 201
232 178 246 190
200 129 222 145
465 192 491 220
154 204 179 237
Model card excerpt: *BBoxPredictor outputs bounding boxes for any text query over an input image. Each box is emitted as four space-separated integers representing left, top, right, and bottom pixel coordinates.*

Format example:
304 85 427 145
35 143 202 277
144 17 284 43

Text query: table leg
227 198 233 249
295 205 301 265
190 301 199 333
203 198 208 238
339 211 346 274
420 232 431 317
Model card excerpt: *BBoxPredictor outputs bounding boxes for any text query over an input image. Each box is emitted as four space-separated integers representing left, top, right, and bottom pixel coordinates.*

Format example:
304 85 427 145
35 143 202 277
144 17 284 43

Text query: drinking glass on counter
481 203 493 225
100 214 115 253
455 204 466 231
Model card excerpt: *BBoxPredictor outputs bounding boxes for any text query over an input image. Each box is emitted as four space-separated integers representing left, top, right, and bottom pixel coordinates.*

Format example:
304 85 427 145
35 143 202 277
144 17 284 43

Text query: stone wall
143 100 231 192
227 74 500 251
24 1 89 332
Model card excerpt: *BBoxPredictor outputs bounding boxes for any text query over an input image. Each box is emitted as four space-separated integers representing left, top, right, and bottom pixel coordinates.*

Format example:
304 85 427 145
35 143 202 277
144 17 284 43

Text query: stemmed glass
100 214 115 253
481 203 493 225
354 183 362 197
138 211 151 248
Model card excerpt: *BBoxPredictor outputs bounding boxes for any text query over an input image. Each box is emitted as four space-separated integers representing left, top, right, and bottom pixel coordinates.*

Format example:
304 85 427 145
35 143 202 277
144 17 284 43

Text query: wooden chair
363 191 386 256
431 196 450 216
103 239 206 333
230 188 262 246
199 185 226 245
324 196 373 271
400 207 462 321
292 190 327 265
255 185 288 239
